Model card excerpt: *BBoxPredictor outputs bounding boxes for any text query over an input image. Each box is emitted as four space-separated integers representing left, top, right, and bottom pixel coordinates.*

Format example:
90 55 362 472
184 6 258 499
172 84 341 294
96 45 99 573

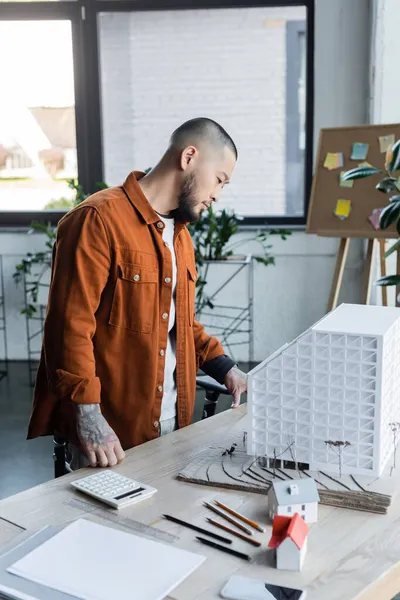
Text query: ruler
64 497 178 544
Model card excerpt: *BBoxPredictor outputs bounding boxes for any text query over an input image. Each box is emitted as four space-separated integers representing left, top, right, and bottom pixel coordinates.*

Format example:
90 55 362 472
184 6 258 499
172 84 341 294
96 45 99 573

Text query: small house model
268 478 319 523
268 513 309 571
247 304 400 477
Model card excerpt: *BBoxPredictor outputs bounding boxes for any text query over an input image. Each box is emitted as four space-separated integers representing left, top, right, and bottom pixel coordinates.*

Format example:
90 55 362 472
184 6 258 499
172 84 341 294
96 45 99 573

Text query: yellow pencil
214 500 266 533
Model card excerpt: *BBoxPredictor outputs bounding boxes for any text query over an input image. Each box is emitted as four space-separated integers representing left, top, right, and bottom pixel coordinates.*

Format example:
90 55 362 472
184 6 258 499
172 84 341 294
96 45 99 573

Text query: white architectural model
268 513 308 571
268 478 319 523
248 304 400 477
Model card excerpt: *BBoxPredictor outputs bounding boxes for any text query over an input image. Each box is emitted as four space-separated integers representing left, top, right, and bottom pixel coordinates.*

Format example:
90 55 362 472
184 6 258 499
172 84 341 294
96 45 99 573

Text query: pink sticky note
368 208 383 230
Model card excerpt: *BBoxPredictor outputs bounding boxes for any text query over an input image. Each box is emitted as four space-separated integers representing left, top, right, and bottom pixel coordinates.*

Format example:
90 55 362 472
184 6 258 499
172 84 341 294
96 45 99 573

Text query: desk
1 405 400 600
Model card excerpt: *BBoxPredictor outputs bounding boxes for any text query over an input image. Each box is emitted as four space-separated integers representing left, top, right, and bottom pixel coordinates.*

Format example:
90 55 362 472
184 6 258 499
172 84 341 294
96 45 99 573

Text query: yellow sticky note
334 199 352 219
324 152 343 170
379 134 395 153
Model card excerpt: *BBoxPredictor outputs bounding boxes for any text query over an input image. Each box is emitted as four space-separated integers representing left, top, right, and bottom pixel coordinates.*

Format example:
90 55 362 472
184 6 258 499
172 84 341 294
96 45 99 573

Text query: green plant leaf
379 202 400 229
389 140 400 172
96 181 108 190
255 256 275 266
341 167 381 181
389 194 400 203
383 238 400 259
376 177 399 193
21 304 37 317
375 274 400 287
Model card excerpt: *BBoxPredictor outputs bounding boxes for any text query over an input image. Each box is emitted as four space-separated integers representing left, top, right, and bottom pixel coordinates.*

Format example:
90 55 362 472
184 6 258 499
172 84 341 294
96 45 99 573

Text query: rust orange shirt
27 172 226 450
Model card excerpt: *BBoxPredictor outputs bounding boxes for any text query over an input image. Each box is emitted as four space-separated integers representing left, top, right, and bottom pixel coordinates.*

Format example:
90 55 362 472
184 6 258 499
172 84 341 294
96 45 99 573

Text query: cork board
307 124 400 238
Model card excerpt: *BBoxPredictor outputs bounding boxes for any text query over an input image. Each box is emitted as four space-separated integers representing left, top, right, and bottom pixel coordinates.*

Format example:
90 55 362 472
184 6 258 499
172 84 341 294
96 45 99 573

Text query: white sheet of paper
7 519 205 600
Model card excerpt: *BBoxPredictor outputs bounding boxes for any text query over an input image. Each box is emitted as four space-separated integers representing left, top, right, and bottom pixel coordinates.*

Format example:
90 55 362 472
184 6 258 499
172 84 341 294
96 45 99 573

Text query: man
27 117 248 469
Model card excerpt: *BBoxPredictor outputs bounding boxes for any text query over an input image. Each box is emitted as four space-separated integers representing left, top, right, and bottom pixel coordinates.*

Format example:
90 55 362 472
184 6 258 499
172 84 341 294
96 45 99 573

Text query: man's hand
75 404 125 467
224 366 248 409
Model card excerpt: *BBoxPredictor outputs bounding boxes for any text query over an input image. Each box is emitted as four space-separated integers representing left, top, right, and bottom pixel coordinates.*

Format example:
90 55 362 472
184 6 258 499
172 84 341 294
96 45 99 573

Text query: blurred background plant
343 139 400 290
188 205 291 309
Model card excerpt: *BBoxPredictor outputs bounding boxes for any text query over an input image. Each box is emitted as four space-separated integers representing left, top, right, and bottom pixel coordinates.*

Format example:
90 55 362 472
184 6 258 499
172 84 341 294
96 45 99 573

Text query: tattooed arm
75 404 125 467
224 365 248 408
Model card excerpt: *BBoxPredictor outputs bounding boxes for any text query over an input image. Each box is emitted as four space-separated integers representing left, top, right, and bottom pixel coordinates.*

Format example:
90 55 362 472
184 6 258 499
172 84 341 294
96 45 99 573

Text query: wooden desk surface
1 405 400 600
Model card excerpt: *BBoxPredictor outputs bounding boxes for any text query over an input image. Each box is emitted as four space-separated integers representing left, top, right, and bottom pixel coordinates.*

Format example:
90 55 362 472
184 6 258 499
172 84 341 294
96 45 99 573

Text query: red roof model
268 513 309 550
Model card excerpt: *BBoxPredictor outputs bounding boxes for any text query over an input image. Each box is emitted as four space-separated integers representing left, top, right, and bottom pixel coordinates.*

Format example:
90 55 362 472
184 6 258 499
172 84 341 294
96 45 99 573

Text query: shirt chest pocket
109 263 158 334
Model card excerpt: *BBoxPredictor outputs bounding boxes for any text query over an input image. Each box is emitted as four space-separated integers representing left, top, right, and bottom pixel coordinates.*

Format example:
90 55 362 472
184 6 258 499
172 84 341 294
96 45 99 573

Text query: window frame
0 0 314 228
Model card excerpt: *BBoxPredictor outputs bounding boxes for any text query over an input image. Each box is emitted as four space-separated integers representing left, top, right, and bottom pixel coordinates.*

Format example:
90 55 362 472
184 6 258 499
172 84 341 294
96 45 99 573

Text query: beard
170 172 199 223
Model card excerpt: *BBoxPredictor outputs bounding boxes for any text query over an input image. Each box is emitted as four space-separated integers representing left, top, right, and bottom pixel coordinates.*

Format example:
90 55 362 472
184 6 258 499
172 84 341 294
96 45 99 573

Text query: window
0 1 314 227
286 22 307 216
301 504 306 511
0 20 77 215
287 505 292 513
99 5 313 222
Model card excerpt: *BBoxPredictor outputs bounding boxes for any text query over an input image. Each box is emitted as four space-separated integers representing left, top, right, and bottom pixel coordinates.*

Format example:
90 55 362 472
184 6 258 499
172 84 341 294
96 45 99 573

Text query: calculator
70 470 157 509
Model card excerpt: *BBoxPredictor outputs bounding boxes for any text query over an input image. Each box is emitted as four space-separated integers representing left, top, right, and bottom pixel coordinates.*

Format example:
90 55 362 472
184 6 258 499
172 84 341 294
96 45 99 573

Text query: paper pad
7 519 205 600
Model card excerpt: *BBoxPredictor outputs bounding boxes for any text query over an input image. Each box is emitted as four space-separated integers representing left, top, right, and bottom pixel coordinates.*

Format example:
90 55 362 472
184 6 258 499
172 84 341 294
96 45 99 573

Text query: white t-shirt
156 212 177 423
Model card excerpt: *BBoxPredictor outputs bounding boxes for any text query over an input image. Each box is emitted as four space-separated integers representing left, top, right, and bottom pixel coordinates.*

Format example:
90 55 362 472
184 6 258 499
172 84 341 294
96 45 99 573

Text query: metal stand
0 256 8 381
196 255 254 363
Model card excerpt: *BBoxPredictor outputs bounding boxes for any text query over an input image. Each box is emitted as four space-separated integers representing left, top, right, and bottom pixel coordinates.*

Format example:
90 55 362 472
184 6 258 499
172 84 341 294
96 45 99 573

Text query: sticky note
340 171 354 188
351 143 369 160
379 134 395 153
368 208 383 230
334 199 352 220
324 152 343 170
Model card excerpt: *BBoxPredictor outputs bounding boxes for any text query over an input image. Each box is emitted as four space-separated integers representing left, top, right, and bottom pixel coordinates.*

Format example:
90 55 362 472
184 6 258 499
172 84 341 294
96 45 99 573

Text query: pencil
195 536 251 561
203 502 253 536
206 518 261 547
214 500 266 533
162 514 232 544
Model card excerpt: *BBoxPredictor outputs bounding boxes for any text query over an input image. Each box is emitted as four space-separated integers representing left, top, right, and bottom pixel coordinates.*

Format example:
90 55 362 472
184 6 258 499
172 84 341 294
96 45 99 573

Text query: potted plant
342 139 400 291
187 205 291 309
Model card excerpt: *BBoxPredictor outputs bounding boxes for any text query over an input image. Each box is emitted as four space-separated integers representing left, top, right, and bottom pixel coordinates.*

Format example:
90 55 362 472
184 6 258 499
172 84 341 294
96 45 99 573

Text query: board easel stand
328 238 400 311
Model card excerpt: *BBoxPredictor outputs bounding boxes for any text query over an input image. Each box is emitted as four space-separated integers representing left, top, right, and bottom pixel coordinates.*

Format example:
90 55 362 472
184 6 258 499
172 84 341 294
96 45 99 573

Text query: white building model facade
247 304 400 477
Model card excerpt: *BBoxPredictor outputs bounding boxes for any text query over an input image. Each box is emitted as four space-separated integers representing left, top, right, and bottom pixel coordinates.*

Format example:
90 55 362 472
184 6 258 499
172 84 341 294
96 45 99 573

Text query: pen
214 500 266 533
162 514 232 544
195 536 251 561
206 518 261 547
203 502 253 536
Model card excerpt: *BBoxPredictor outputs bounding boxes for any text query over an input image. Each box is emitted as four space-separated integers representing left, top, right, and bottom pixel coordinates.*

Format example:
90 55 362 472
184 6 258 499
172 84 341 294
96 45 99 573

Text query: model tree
388 422 400 475
324 440 351 478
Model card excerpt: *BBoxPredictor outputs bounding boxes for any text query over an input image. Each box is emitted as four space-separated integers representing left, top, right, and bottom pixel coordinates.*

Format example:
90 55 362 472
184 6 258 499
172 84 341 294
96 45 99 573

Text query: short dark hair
169 117 238 159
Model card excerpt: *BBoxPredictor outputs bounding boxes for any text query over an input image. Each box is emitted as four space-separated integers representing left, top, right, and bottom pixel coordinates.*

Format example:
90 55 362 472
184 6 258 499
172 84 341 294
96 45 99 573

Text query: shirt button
162 313 168 320
133 274 140 281
157 385 163 392
157 221 164 229
153 421 159 429
164 277 171 284
159 349 165 356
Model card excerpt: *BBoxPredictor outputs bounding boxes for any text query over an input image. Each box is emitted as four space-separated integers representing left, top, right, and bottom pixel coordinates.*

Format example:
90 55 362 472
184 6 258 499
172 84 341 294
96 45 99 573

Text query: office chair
53 374 229 478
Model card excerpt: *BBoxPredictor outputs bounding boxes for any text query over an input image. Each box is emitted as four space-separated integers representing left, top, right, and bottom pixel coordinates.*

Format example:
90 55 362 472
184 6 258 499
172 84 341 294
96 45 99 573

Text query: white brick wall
99 15 135 187
99 6 306 216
